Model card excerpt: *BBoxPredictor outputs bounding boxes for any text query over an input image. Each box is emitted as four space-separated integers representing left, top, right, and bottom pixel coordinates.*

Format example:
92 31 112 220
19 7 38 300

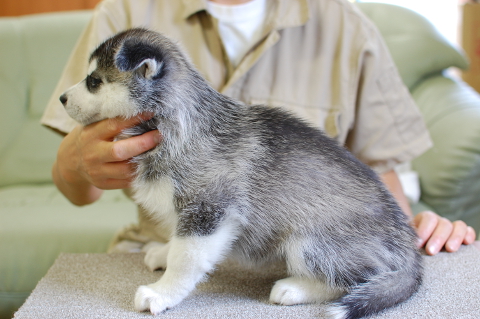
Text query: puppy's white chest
132 177 178 233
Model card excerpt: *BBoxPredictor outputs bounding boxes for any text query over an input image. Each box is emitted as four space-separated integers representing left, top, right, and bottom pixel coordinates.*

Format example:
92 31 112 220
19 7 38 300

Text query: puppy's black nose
59 94 68 106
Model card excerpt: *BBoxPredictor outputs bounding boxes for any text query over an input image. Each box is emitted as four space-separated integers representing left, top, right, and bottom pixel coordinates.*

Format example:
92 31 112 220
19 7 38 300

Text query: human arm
380 169 476 255
52 114 161 206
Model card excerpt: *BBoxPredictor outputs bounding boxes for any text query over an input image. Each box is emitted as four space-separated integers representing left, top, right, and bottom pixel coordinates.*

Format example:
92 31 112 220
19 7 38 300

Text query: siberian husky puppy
60 28 422 319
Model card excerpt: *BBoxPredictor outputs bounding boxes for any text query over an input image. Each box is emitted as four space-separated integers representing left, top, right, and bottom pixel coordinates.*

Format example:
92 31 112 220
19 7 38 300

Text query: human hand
413 211 476 255
53 113 161 205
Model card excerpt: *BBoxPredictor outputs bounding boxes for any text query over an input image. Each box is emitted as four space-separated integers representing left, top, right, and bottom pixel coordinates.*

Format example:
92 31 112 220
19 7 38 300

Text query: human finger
444 221 468 252
413 211 438 248
106 130 161 162
94 113 155 140
464 226 476 245
425 217 453 255
85 161 136 188
94 177 134 190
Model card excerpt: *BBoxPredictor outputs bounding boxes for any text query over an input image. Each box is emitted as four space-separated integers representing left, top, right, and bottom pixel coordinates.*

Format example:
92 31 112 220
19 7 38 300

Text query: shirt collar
180 0 310 29
271 0 309 30
180 0 208 20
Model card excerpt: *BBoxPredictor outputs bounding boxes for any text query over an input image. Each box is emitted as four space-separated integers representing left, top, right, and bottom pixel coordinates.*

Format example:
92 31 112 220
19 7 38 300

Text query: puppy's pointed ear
115 38 164 80
136 59 164 80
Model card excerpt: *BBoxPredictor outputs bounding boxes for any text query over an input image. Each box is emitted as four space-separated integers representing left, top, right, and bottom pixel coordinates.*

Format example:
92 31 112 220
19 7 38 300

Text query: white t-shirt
206 0 268 67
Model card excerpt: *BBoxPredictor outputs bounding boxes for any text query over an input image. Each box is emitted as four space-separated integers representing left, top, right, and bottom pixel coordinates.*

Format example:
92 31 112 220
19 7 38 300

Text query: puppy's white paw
134 285 180 315
270 277 344 306
144 242 170 271
270 277 311 306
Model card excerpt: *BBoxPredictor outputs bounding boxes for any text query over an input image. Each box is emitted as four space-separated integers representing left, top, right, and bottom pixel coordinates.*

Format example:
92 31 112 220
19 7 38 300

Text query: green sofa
1 3 479 318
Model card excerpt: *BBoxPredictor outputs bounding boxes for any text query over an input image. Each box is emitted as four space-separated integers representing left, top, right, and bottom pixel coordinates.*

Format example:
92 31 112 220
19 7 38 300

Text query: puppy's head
60 28 191 126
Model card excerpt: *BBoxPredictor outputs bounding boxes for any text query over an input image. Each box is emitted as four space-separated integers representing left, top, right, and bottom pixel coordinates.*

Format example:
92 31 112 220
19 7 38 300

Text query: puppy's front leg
134 223 235 314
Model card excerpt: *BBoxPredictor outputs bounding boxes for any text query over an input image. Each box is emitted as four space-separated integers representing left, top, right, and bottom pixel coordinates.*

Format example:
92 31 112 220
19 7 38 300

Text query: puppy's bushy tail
325 265 422 319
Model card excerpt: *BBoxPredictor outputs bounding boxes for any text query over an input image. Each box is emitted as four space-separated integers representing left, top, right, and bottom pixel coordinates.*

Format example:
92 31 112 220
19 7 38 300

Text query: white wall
359 0 460 48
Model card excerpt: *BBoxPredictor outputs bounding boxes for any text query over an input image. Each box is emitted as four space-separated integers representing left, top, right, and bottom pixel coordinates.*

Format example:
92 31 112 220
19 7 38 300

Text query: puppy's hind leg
270 239 345 306
143 241 171 271
270 277 345 306
134 222 237 315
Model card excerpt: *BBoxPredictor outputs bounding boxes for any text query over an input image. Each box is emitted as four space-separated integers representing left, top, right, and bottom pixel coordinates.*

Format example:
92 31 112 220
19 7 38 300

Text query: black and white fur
60 28 422 319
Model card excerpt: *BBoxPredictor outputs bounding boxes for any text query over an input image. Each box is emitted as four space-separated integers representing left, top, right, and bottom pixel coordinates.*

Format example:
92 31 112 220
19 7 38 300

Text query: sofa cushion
411 75 480 231
19 11 92 117
0 17 28 157
357 3 468 90
0 119 63 188
0 11 92 188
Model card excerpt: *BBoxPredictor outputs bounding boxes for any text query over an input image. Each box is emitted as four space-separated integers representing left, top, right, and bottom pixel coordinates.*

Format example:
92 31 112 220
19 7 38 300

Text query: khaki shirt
42 0 432 247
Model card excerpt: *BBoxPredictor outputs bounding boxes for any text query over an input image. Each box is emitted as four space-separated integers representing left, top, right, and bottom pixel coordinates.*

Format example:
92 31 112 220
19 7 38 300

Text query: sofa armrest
411 74 480 230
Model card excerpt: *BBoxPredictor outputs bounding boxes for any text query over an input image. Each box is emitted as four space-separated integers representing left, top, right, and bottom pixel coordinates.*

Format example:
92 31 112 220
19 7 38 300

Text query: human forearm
380 169 413 219
52 124 105 205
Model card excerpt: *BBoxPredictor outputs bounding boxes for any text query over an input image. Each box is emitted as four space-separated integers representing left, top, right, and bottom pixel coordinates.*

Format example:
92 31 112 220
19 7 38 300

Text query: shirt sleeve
41 0 129 134
345 25 433 174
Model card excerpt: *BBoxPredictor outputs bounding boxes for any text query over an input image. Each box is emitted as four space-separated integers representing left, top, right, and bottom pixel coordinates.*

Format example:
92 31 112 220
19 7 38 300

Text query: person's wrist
53 155 89 190
53 158 103 205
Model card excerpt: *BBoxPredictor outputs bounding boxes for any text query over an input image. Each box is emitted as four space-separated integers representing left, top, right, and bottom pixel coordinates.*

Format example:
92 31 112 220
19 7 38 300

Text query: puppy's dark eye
86 75 103 92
